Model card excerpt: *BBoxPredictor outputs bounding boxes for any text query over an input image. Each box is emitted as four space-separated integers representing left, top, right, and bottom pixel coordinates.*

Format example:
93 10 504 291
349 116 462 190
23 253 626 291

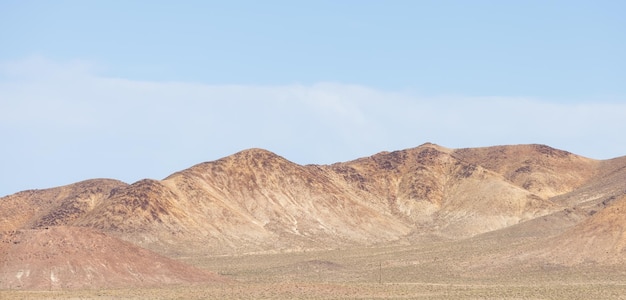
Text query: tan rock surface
0 226 223 289
2 143 626 290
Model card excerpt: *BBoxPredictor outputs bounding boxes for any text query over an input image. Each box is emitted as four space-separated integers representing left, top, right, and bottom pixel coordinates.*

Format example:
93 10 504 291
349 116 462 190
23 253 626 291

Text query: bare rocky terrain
1 143 626 298
0 226 224 289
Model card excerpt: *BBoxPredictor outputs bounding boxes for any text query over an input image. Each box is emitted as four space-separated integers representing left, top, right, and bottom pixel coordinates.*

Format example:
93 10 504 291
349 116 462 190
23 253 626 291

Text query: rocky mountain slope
0 226 223 289
1 143 625 289
0 179 127 233
538 194 626 265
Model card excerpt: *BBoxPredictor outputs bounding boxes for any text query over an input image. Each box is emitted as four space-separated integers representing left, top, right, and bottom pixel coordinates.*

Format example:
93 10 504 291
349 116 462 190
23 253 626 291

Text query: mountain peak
2 143 623 257
215 147 294 167
417 142 447 150
232 147 282 158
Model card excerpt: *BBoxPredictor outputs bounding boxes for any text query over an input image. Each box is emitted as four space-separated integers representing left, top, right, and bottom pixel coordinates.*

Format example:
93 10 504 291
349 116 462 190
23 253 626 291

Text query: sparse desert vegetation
2 144 626 299
4 241 626 299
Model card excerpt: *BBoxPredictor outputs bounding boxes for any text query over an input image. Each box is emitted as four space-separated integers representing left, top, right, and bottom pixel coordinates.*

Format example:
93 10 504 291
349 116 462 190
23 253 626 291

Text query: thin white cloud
1 56 625 196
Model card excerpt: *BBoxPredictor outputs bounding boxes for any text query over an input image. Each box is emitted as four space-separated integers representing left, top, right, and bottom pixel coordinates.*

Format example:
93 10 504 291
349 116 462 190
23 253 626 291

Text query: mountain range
1 143 625 289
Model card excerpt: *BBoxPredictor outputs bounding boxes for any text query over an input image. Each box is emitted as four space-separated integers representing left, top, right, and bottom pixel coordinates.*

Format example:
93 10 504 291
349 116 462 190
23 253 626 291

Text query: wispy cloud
1 56 625 196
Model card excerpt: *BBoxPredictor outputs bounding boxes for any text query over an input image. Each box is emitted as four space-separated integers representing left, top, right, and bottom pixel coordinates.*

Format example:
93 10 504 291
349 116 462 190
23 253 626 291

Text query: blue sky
1 1 625 196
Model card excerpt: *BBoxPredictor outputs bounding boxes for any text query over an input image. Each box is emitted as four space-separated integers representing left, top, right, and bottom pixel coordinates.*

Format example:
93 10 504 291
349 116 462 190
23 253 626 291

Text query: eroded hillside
2 143 625 290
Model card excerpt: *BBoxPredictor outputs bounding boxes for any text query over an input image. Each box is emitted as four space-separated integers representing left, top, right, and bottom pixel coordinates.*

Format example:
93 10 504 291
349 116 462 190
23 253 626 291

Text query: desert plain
2 143 626 299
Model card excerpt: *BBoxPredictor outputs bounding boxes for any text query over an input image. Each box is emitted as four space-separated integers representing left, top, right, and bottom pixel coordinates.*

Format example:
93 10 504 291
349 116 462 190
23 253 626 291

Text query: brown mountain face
76 149 413 255
31 144 589 255
330 144 561 238
453 144 598 199
0 226 223 289
0 179 127 232
528 194 626 265
468 193 626 273
2 143 626 289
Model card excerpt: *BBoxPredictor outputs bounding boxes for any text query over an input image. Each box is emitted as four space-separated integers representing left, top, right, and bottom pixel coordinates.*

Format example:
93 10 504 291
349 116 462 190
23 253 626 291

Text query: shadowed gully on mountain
1 143 626 290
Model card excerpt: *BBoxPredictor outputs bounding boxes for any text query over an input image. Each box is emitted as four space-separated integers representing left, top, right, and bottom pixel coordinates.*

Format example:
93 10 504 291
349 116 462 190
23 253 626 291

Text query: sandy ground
3 282 626 299
4 241 626 299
